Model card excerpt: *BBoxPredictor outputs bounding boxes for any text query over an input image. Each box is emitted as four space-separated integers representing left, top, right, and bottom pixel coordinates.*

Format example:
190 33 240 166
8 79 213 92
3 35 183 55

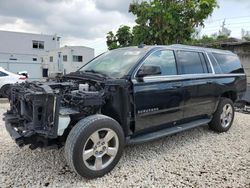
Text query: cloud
0 16 17 25
0 0 50 22
94 0 132 13
0 0 134 41
1 0 248 54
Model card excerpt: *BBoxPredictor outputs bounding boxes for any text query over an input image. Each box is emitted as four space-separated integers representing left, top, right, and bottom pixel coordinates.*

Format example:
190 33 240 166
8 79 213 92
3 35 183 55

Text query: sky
0 0 250 55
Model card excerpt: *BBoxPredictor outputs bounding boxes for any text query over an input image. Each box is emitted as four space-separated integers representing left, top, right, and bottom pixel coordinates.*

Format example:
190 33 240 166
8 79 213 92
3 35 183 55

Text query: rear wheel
0 84 11 98
65 115 125 179
209 97 235 132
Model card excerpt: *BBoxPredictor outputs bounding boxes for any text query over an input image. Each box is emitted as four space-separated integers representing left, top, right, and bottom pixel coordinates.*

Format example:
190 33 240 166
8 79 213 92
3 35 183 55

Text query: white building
0 30 60 80
42 46 94 77
0 30 95 80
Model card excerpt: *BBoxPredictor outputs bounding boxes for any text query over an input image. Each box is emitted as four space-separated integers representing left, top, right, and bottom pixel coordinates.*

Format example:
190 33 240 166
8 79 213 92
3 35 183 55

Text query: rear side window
212 53 244 74
0 71 8 77
176 51 207 74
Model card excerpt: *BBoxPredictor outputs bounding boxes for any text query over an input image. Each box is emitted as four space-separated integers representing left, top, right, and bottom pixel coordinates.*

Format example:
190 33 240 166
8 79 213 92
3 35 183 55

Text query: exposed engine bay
4 71 132 149
4 75 105 148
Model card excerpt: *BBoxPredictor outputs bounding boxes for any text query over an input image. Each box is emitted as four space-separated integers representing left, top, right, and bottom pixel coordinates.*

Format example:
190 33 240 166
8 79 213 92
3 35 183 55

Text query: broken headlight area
4 81 104 149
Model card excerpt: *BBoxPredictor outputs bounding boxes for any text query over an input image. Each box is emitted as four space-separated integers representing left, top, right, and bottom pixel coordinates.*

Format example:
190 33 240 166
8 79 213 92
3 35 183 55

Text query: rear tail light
19 76 27 80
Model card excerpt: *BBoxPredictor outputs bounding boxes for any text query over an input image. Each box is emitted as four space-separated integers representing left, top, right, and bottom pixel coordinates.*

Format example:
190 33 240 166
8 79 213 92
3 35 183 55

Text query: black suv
4 44 246 178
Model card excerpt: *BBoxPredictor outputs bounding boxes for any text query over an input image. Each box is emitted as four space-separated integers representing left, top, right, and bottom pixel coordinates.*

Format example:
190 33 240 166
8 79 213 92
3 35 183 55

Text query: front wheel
209 97 235 133
64 115 125 179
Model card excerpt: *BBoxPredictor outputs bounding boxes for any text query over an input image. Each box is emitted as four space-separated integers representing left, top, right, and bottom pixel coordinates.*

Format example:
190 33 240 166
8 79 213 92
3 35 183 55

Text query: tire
209 97 235 133
64 114 125 179
0 84 11 98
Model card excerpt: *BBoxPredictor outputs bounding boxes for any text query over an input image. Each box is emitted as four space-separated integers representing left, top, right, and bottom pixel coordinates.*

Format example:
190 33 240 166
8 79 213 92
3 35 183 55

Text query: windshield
79 48 145 78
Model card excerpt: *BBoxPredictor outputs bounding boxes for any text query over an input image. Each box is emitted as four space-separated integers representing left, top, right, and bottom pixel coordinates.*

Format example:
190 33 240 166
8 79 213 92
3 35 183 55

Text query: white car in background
0 67 27 98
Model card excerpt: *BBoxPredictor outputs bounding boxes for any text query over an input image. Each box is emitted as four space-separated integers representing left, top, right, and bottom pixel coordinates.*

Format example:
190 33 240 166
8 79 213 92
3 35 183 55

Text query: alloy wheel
83 128 119 171
220 104 233 128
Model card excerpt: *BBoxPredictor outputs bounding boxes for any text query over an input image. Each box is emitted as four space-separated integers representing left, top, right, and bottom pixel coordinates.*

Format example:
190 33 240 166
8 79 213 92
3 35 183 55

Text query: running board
128 118 211 144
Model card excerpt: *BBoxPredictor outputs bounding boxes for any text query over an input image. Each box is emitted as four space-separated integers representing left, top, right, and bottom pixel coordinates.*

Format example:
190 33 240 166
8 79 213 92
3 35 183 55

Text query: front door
132 50 184 133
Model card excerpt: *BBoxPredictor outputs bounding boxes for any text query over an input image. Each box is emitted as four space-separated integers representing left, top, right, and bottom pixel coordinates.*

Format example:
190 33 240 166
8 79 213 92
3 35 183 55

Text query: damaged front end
4 79 104 149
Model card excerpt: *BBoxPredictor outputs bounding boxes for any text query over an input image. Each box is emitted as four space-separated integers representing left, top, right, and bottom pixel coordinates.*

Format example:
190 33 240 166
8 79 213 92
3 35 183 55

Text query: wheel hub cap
83 128 119 171
220 104 233 128
93 140 108 155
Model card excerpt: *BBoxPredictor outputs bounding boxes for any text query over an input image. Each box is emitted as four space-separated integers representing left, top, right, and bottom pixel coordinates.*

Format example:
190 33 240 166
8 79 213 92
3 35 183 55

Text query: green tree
106 31 118 50
244 37 250 41
116 25 133 47
189 35 216 45
106 26 133 50
129 0 217 45
106 0 217 49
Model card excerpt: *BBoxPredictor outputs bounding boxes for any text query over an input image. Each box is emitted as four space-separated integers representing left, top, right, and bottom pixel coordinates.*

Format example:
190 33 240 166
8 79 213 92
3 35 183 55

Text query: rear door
132 49 184 132
175 50 217 119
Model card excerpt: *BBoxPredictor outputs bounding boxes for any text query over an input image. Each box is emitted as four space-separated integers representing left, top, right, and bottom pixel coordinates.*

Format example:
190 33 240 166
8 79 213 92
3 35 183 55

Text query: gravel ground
0 103 249 188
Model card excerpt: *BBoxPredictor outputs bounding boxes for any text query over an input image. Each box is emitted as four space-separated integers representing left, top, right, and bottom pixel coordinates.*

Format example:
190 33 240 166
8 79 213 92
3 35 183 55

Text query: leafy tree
186 33 233 49
116 25 133 47
216 34 229 40
106 31 118 50
244 37 250 41
106 0 217 49
188 35 216 45
129 0 217 45
106 26 133 50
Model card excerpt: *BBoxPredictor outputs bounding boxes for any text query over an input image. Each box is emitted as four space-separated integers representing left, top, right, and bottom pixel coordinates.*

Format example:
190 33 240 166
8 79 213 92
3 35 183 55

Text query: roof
0 30 59 38
48 45 94 52
61 45 94 50
197 37 250 47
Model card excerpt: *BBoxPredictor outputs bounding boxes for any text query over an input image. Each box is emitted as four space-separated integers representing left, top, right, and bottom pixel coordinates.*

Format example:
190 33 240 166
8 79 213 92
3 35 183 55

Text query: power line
205 15 250 23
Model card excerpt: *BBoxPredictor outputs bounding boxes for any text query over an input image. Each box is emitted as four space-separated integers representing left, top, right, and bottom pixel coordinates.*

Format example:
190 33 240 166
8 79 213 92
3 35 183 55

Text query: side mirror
137 65 161 78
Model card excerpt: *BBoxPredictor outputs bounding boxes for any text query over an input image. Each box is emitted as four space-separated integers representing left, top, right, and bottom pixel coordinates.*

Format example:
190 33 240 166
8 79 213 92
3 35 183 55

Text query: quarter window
208 53 221 74
141 50 177 76
176 51 206 74
212 53 244 74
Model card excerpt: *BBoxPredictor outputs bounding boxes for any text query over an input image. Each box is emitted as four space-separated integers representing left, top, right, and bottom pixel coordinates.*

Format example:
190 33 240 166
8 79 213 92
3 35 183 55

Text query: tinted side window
141 50 177 76
208 53 222 74
176 51 206 74
212 53 244 74
0 71 8 77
